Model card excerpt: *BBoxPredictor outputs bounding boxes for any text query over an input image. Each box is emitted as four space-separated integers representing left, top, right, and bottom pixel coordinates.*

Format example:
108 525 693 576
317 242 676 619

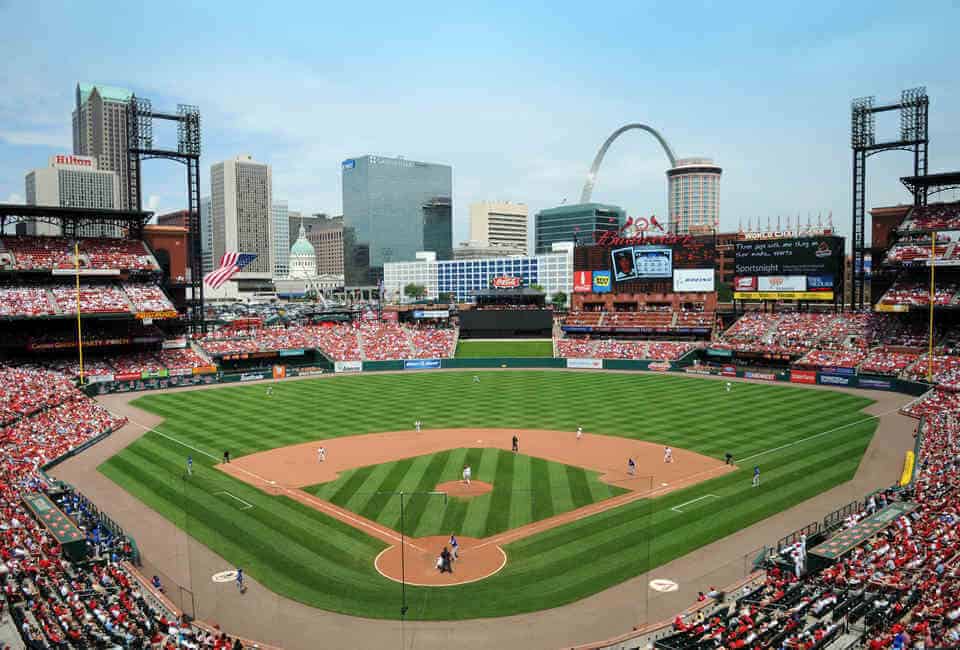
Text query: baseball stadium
1 96 960 650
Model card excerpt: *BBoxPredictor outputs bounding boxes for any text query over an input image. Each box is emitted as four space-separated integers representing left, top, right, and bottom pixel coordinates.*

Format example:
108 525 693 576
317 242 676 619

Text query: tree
529 283 545 292
438 292 454 303
403 283 427 301
550 291 567 310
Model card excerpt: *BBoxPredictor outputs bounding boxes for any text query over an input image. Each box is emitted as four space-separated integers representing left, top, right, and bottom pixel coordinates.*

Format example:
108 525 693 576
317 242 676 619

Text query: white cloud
146 195 162 214
5 193 24 204
0 130 70 148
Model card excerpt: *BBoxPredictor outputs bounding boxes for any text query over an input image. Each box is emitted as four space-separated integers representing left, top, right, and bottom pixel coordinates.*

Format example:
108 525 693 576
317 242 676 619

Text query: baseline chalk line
671 494 719 513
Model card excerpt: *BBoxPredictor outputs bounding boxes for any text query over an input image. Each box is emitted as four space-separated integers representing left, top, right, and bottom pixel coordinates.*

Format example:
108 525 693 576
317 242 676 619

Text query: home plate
477 439 483 443
270 481 276 485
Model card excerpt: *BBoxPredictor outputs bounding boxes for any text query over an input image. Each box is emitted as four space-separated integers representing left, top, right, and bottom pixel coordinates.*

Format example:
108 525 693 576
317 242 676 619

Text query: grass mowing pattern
455 340 553 357
100 371 878 619
306 448 627 538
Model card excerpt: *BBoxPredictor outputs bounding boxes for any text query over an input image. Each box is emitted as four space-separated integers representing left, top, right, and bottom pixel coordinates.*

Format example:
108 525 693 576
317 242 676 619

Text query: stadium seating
900 200 960 232
556 338 693 360
0 236 160 271
859 348 920 376
793 348 867 370
51 284 131 314
0 287 56 317
121 283 175 312
877 278 959 307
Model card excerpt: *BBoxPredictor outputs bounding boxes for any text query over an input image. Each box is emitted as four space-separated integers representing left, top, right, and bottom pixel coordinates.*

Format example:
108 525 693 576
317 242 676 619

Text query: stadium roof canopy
0 204 154 238
901 170 960 197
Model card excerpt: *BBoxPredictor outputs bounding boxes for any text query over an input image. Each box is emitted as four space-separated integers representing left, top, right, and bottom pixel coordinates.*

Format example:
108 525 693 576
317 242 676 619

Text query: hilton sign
51 154 96 169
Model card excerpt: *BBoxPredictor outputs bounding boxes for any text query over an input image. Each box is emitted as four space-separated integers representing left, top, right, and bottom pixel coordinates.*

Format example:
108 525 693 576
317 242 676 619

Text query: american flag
204 252 257 289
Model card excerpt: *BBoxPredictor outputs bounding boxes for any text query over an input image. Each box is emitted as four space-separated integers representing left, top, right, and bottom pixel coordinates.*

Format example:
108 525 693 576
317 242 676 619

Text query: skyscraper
469 201 528 254
25 154 121 236
534 203 625 253
200 196 213 275
72 83 136 210
341 155 452 286
271 201 290 278
210 155 273 288
667 158 722 235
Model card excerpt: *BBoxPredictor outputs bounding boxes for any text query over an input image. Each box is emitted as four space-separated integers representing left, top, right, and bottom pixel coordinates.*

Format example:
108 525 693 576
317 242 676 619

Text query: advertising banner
744 371 778 381
404 359 441 370
807 275 834 291
566 358 602 369
140 369 169 380
673 268 716 292
821 366 855 376
279 349 305 357
85 374 114 384
859 377 893 390
239 372 266 382
591 270 612 293
790 369 817 384
648 361 672 372
706 348 733 358
685 367 715 376
734 236 843 276
162 338 188 349
721 365 737 377
758 276 807 292
734 276 758 291
734 291 834 301
334 360 363 373
169 368 193 377
412 310 450 318
875 303 910 313
192 365 217 375
491 276 522 289
116 372 142 383
272 365 287 380
818 374 850 386
573 271 593 293
135 310 179 320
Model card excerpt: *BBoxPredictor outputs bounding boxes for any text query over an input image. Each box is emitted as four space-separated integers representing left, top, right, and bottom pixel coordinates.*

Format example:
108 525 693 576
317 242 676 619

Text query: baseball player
318 447 326 463
725 382 732 393
627 458 637 476
663 446 673 463
236 568 245 592
449 533 459 561
415 419 421 432
186 455 193 476
266 386 273 397
512 434 519 453
223 450 231 464
462 464 472 487
576 426 583 441
472 375 480 384
752 465 760 487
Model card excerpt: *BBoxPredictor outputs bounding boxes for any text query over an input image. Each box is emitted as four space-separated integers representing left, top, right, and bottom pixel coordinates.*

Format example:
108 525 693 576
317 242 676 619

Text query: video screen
611 246 672 281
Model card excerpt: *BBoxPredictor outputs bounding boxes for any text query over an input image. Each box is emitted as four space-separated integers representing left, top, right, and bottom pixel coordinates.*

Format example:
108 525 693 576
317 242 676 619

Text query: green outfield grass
306 448 627 538
455 339 554 357
99 371 878 620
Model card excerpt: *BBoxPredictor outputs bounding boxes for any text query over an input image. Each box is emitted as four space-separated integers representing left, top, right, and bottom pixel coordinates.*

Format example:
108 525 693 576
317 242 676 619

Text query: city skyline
0 1 958 248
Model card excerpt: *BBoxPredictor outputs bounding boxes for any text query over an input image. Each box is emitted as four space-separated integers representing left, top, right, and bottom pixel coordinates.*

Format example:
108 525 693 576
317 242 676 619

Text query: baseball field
99 370 878 620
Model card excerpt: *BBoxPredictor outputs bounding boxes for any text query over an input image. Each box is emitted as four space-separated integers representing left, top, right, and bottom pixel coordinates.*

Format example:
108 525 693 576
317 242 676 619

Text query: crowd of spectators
0 287 57 317
561 310 714 331
52 284 132 314
0 236 160 271
793 348 867 370
122 283 176 313
0 366 80 425
878 278 959 308
198 322 455 362
902 353 960 385
858 349 920 377
900 200 960 232
556 338 693 360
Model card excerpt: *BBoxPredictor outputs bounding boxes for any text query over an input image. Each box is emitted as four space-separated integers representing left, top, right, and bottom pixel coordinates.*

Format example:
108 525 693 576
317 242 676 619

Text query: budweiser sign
595 230 692 247
51 154 95 169
621 215 665 236
490 276 522 289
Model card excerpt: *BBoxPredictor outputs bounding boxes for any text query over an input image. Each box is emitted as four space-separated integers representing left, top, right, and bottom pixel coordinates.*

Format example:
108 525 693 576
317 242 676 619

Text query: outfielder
725 382 732 393
186 455 193 476
472 375 480 384
752 465 761 487
266 385 273 397
318 447 326 463
576 426 583 441
414 419 421 432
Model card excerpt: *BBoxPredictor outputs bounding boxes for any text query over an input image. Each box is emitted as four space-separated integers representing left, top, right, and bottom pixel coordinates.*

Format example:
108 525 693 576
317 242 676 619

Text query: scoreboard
733 236 843 301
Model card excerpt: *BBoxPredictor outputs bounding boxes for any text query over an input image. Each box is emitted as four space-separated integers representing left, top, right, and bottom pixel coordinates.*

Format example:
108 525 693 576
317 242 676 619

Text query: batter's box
214 490 254 511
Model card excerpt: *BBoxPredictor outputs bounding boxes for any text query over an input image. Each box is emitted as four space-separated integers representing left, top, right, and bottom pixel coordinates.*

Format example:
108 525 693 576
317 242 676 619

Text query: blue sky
0 0 958 244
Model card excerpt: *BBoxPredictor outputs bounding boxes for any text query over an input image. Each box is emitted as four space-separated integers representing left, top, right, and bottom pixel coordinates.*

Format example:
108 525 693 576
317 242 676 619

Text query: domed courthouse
273 221 339 298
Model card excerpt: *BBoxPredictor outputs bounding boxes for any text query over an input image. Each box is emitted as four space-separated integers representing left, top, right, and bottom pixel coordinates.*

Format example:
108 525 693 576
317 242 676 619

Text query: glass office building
534 202 625 253
342 155 452 286
384 245 572 302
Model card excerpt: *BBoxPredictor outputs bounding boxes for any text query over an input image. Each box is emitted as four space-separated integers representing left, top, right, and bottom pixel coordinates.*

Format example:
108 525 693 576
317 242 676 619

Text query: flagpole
75 242 85 385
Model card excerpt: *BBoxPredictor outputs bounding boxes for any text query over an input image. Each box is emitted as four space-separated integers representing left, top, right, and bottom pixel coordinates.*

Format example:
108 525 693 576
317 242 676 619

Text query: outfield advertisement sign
412 310 449 318
648 361 672 372
404 359 441 370
819 373 851 386
721 365 737 377
734 291 835 301
758 276 806 292
673 268 715 292
334 361 363 373
791 369 817 384
592 270 612 293
239 372 266 382
859 377 893 390
744 371 777 381
820 366 855 376
685 367 715 376
706 348 733 358
567 358 602 369
573 271 593 292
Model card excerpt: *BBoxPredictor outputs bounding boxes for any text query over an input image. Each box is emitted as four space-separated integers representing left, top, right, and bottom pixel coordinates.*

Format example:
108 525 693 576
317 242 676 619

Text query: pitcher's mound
435 480 493 498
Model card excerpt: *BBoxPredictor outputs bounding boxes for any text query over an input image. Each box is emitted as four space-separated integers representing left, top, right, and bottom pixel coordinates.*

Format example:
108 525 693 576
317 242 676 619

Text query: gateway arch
580 124 677 204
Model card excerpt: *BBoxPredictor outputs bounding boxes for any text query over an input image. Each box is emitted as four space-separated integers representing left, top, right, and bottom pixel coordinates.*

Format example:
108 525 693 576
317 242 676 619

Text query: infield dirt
217 428 734 585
